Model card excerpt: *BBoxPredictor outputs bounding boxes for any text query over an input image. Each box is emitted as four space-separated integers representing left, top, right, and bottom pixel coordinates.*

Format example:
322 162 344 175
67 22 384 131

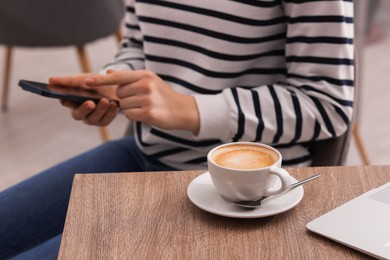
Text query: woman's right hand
49 74 120 127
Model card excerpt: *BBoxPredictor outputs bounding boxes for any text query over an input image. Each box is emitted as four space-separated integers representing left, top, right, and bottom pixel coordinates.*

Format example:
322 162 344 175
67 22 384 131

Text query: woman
0 0 354 258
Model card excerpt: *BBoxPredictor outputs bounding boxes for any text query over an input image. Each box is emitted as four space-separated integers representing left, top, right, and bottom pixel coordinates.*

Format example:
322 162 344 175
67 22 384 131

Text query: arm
193 0 354 145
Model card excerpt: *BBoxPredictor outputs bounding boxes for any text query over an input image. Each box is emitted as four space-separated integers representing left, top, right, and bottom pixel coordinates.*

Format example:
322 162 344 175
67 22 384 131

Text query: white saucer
187 172 304 218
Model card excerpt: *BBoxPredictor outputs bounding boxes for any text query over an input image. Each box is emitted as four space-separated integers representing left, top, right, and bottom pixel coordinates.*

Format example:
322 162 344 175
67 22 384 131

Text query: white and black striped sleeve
193 0 354 146
102 0 145 73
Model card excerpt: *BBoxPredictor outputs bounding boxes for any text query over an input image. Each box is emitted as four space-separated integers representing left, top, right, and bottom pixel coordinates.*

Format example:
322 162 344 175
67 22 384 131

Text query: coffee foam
211 144 278 170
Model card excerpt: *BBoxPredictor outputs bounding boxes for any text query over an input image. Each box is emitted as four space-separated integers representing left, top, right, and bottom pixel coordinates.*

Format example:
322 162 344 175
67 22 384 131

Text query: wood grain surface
59 166 390 259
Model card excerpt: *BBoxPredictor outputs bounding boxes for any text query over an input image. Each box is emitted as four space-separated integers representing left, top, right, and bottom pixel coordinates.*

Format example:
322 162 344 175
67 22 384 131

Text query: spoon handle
290 174 320 189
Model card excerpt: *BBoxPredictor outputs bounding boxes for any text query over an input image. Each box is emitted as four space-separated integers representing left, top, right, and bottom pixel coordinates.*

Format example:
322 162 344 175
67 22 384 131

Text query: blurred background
1 0 390 191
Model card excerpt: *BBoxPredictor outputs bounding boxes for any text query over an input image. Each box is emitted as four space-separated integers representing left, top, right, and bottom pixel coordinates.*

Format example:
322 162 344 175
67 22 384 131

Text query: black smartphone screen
18 80 119 105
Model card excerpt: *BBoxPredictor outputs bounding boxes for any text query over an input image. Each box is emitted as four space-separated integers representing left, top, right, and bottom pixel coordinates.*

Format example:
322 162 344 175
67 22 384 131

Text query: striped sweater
104 0 354 169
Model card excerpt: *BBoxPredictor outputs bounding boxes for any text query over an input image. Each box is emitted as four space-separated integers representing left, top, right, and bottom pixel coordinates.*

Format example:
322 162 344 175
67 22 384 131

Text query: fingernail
85 104 93 110
85 78 96 84
100 102 108 109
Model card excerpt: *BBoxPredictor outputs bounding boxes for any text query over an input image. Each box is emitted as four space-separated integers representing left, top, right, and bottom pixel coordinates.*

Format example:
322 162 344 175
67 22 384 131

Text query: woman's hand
84 70 200 135
49 74 120 126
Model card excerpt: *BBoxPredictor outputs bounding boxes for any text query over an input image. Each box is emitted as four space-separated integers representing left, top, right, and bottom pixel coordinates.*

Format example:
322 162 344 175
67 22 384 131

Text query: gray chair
351 0 371 165
0 0 125 141
310 130 352 166
310 0 371 167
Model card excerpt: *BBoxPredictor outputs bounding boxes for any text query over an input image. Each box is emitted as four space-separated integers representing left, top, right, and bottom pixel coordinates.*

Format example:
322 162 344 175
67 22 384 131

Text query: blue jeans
0 136 175 259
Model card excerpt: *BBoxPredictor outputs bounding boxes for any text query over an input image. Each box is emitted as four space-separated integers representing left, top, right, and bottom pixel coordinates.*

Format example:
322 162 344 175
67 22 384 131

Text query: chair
310 130 352 166
310 0 371 166
0 0 125 142
352 0 371 165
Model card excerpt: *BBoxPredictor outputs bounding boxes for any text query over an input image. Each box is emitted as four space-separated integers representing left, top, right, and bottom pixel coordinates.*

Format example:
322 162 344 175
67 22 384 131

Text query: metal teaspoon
222 174 320 209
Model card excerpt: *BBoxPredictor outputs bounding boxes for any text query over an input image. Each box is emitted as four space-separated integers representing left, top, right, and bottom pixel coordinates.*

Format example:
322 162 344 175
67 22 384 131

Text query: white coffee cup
207 142 293 202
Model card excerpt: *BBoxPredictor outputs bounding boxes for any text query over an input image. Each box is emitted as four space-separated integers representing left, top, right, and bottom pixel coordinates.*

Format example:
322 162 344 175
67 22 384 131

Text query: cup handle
263 166 292 196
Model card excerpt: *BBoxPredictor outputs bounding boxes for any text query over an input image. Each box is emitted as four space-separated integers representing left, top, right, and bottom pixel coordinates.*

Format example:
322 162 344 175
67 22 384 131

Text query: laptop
306 181 390 260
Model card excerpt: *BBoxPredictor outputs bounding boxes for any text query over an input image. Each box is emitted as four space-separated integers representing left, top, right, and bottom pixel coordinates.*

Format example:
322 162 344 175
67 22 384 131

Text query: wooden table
59 166 390 259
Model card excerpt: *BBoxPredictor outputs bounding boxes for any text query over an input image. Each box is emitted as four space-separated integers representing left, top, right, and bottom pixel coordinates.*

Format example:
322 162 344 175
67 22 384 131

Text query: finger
84 99 111 125
98 102 120 126
116 79 151 99
123 107 148 123
84 70 145 87
72 101 96 120
116 84 137 99
119 95 149 110
49 74 92 88
60 100 78 109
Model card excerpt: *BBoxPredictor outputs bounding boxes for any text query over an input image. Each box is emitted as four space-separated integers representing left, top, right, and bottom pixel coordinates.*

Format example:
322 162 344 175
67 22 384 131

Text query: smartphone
18 79 119 105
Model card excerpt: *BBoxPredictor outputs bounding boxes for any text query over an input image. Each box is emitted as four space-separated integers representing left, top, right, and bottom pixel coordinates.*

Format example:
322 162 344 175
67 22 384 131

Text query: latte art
211 144 278 169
